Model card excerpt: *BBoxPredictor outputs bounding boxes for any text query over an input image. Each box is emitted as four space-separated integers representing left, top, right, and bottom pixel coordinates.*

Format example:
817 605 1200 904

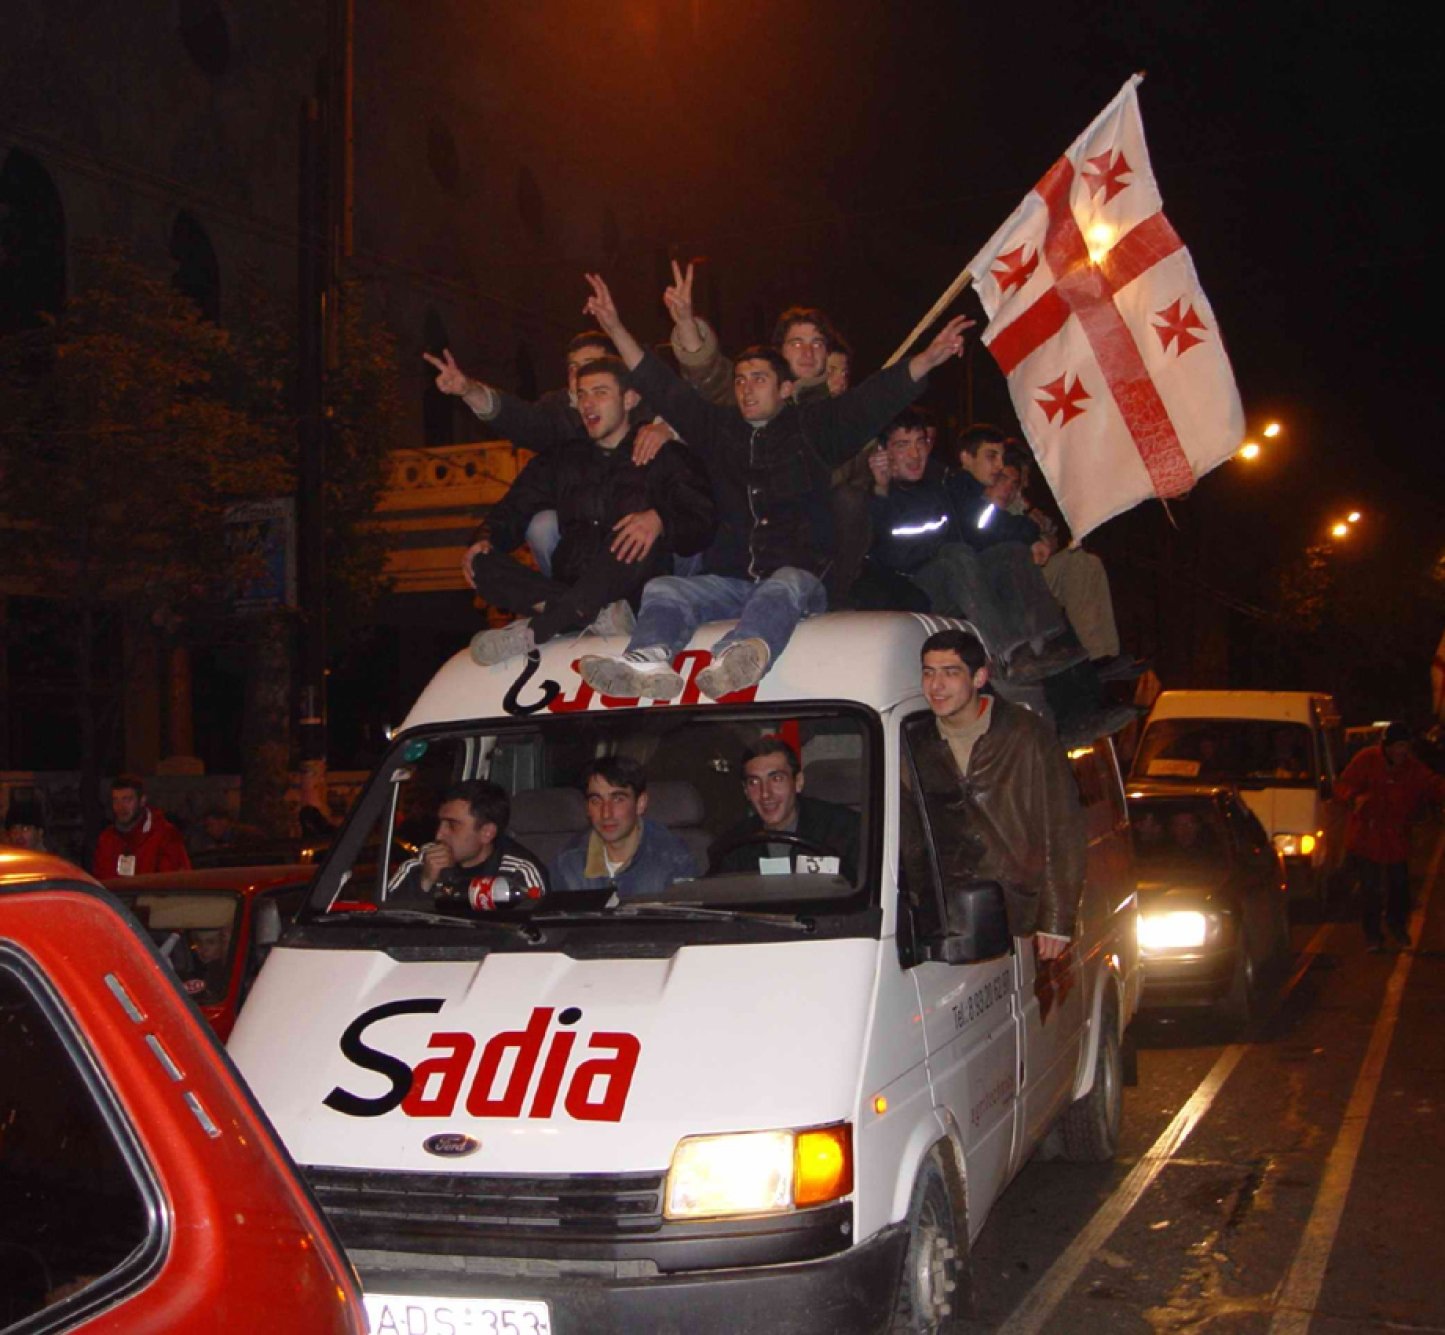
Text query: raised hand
909 314 977 380
662 260 696 327
583 273 621 334
423 348 470 396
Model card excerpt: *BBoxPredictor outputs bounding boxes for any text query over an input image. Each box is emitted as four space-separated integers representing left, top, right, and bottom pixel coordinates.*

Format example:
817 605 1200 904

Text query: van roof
401 611 964 730
1145 689 1338 725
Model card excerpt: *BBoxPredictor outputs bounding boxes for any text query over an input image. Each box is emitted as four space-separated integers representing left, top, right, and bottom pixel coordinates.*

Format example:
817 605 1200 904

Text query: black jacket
710 796 860 882
867 460 954 573
477 427 716 584
629 351 924 580
942 470 1041 551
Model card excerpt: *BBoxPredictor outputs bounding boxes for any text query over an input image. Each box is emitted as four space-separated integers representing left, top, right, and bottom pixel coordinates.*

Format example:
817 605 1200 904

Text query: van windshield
299 705 877 933
1132 719 1317 788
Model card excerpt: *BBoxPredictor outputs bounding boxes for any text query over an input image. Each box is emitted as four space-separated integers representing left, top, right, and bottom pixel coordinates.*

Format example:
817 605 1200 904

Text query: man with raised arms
575 272 972 701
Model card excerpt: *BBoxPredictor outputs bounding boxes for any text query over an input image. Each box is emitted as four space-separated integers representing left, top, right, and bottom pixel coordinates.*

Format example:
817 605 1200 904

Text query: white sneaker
579 649 683 699
586 600 637 638
695 638 769 701
470 620 535 666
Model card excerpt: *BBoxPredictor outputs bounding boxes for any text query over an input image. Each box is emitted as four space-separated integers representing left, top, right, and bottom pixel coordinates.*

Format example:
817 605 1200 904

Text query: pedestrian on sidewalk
1335 721 1445 950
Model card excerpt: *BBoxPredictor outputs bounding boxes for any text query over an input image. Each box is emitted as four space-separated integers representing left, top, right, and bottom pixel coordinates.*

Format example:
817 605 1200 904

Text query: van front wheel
890 1152 967 1333
1057 1003 1122 1163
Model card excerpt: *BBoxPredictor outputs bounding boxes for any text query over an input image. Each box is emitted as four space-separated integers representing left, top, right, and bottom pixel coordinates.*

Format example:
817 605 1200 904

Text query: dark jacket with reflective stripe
867 461 954 573
628 351 923 581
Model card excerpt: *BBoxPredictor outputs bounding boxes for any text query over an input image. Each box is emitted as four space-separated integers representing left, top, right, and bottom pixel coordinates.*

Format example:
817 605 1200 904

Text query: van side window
0 950 162 1324
897 712 969 958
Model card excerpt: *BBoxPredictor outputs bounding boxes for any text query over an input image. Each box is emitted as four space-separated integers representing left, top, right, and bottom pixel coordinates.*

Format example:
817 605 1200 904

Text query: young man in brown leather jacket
912 627 1084 960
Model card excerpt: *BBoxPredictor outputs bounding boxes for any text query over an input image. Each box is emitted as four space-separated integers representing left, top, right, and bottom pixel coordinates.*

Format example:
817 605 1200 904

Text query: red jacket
94 806 192 879
1335 745 1445 864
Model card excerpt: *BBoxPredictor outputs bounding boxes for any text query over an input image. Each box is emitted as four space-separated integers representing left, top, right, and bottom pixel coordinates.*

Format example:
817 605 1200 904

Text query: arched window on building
0 149 66 336
422 308 456 445
169 211 220 322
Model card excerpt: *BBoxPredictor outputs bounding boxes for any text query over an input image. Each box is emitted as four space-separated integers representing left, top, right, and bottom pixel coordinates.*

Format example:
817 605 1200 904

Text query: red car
105 865 313 1040
0 850 366 1332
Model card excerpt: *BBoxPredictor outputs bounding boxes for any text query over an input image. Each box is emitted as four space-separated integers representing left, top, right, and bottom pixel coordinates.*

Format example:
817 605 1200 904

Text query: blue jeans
627 568 826 666
528 509 703 579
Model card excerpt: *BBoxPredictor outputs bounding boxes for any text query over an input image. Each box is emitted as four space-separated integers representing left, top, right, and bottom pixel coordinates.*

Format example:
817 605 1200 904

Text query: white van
1130 689 1345 902
229 612 1140 1334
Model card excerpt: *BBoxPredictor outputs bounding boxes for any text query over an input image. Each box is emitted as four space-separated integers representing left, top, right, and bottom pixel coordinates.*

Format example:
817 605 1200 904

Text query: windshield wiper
310 906 542 939
533 904 816 933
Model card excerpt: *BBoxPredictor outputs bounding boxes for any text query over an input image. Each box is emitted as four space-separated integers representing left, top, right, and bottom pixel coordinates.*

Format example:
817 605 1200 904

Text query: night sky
482 1 1435 560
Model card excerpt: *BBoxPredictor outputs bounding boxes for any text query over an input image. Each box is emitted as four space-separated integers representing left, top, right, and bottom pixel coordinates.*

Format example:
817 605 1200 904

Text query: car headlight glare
665 1124 853 1220
1138 909 1210 950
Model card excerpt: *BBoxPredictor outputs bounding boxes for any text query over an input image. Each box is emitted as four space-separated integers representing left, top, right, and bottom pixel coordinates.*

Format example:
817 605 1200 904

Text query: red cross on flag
966 75 1243 538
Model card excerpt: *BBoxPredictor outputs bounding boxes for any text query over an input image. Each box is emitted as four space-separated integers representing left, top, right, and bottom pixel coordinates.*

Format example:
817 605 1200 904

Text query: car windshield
119 890 242 1005
1132 719 1316 788
299 705 876 941
1129 798 1226 871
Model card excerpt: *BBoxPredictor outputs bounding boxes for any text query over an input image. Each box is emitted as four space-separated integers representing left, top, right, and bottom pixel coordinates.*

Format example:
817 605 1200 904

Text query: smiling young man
462 358 715 666
551 757 699 900
913 628 1084 961
574 272 972 701
851 408 949 613
709 736 859 881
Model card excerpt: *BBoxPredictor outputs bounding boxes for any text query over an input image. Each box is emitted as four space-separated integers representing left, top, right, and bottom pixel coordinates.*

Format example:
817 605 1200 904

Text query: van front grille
303 1165 664 1254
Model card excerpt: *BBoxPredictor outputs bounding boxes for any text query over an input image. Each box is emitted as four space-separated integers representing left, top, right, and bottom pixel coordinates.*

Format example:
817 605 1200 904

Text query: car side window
0 950 162 1329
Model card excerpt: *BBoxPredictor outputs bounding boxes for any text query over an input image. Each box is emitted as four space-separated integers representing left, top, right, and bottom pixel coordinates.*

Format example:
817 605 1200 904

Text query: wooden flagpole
882 267 975 367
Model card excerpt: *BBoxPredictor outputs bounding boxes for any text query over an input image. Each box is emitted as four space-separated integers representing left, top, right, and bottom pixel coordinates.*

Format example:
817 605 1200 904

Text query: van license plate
364 1292 551 1334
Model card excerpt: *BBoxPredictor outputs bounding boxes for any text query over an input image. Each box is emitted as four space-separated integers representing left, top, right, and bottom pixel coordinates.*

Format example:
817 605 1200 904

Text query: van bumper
354 1222 909 1335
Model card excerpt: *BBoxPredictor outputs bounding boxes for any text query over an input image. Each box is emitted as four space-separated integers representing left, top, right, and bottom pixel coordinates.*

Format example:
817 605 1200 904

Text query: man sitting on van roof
387 781 548 909
913 628 1084 960
710 735 859 882
457 357 717 668
574 272 972 702
551 757 699 901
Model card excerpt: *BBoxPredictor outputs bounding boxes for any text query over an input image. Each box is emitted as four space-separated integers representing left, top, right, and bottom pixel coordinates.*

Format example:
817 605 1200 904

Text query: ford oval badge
423 1133 481 1158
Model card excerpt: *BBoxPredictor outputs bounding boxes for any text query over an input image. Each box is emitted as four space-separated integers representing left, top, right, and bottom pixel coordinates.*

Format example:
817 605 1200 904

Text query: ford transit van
229 612 1140 1333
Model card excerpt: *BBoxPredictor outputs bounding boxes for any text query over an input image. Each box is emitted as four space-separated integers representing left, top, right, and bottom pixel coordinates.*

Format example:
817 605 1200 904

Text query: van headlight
1138 909 1222 950
664 1124 853 1220
1273 832 1317 858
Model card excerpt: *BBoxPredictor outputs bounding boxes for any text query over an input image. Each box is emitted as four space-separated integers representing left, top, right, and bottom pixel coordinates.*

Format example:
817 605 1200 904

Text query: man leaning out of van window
914 627 1085 960
551 757 699 901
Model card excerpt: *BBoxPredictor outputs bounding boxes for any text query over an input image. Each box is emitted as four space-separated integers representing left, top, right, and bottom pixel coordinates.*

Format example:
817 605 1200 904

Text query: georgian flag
965 75 1244 538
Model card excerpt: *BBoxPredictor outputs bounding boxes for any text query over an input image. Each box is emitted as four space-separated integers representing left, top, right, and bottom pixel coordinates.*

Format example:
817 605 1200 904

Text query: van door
899 713 1020 1213
1012 744 1100 1160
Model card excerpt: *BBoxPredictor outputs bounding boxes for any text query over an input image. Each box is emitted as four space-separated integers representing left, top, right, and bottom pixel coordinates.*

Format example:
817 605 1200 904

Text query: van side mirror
254 899 283 949
925 879 1012 964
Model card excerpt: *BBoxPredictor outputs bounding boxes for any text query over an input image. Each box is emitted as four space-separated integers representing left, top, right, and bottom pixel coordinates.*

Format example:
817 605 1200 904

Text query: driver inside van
709 735 859 880
387 780 548 908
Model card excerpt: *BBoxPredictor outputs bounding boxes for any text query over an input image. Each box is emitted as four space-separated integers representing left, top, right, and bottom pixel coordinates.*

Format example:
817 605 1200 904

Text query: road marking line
1267 830 1445 1334
996 916 1337 1335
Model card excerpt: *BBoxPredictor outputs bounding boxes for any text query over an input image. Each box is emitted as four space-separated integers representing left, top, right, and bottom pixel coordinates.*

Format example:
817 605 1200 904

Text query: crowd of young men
429 267 1138 738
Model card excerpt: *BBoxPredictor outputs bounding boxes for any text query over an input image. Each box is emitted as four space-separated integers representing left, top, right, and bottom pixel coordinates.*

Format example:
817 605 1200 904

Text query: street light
1347 510 1361 524
1263 422 1282 439
1237 440 1262 461
1330 521 1350 540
